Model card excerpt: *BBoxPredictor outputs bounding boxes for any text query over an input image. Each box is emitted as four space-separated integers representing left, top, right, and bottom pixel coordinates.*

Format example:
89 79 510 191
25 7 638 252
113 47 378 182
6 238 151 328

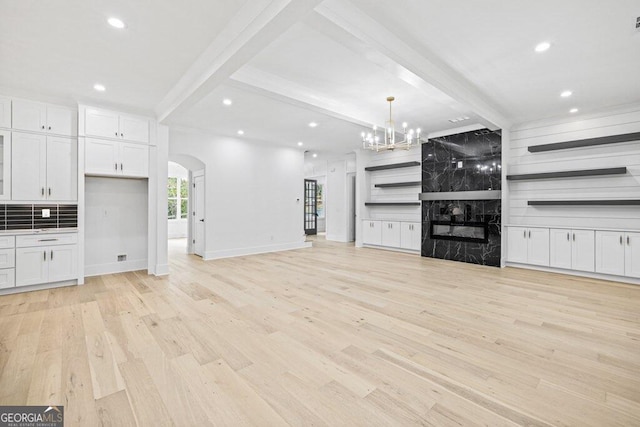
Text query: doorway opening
304 179 318 235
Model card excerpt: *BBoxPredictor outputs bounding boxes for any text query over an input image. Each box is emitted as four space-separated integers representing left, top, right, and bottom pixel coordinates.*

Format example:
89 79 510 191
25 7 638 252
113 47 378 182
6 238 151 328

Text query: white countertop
0 228 78 236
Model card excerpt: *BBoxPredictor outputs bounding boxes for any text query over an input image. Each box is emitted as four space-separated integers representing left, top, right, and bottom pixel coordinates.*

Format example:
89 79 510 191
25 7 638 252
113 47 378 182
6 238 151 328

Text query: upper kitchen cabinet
12 99 77 136
0 130 11 200
0 97 10 128
85 107 149 143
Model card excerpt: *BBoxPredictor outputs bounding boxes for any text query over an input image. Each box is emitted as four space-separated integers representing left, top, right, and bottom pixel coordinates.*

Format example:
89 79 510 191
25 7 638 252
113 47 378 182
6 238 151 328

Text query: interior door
304 179 317 235
193 174 205 257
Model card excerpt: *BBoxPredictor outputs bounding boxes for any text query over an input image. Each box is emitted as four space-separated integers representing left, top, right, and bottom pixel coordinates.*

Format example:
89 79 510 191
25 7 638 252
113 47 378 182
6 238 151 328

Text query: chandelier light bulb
402 122 407 129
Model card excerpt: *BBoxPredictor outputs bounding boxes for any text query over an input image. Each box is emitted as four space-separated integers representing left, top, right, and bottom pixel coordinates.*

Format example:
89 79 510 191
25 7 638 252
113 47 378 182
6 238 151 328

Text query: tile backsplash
0 204 77 230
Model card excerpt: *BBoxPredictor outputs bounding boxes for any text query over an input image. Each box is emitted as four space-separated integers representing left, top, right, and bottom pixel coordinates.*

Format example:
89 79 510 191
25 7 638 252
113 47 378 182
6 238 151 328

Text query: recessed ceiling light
237 130 244 135
569 108 579 113
297 142 303 146
312 153 317 158
560 90 573 98
222 99 232 106
308 122 318 128
93 83 106 92
534 42 551 52
107 17 126 29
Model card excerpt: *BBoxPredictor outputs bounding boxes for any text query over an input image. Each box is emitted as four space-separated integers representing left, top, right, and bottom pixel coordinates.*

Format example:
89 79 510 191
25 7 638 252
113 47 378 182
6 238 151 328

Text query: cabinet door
85 108 119 139
0 96 10 128
595 231 625 275
382 221 401 248
624 232 640 278
12 99 47 133
527 228 550 266
85 138 119 176
0 269 15 289
0 248 15 269
46 105 76 136
120 142 149 177
507 227 528 263
362 220 382 245
15 247 48 286
401 222 421 251
46 136 77 200
0 130 11 200
572 229 595 272
12 132 47 201
549 228 572 269
119 115 149 143
49 245 78 282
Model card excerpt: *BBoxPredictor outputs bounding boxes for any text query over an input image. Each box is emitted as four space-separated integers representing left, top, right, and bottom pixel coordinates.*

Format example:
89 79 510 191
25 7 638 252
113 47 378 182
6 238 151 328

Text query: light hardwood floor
1 237 640 426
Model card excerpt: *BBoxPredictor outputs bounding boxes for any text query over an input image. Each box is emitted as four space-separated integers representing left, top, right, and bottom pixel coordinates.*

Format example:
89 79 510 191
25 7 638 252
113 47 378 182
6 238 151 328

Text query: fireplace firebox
429 221 488 244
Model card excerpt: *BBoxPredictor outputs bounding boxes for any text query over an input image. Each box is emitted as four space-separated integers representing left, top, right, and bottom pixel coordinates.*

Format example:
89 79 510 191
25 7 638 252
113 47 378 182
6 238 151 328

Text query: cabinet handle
567 232 569 241
51 250 54 260
573 233 575 242
628 236 630 245
38 238 58 242
48 126 51 130
620 235 623 245
528 230 531 238
120 163 123 171
48 188 51 196
115 131 118 136
41 187 44 196
121 133 124 137
41 125 45 130
523 230 526 239
115 163 118 170
43 251 46 261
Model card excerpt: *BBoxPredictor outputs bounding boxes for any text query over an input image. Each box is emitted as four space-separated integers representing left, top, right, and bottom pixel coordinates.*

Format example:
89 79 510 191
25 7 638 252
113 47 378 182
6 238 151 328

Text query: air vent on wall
117 254 127 262
636 16 640 30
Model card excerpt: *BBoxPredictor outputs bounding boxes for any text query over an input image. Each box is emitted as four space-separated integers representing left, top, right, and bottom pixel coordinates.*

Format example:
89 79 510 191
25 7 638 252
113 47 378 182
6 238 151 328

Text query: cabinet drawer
0 268 15 289
0 235 15 249
16 233 78 248
0 248 15 269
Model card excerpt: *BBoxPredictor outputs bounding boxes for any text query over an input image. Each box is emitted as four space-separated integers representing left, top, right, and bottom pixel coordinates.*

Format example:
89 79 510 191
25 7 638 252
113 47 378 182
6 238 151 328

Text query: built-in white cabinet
507 226 549 266
400 222 421 251
15 233 78 287
85 107 149 143
11 132 77 201
549 229 595 272
0 97 10 128
362 220 382 246
363 220 420 251
12 99 76 136
0 236 15 290
595 231 640 278
0 130 11 200
85 138 149 178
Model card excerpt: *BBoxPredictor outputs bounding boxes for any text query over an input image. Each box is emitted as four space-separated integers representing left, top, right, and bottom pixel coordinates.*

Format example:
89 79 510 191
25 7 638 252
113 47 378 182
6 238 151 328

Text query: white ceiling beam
315 0 510 130
155 0 323 123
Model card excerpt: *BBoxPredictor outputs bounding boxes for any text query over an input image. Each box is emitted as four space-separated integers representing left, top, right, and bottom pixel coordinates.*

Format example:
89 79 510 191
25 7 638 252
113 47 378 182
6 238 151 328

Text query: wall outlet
42 208 50 218
117 254 127 262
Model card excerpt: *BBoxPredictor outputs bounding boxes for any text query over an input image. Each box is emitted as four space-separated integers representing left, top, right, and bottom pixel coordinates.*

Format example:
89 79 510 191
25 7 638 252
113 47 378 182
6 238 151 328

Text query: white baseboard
204 241 312 261
361 244 420 255
154 263 169 276
0 280 77 296
84 259 148 277
506 262 640 286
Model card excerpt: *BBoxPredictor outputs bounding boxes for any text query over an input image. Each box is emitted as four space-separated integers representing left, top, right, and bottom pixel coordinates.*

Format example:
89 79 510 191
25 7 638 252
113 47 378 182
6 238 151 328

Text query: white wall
507 107 640 230
355 148 421 247
84 177 149 276
168 161 189 239
169 129 310 259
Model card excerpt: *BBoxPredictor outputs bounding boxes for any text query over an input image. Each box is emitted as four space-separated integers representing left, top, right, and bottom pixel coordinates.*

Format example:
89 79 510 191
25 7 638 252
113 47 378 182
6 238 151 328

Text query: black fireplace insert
429 220 489 244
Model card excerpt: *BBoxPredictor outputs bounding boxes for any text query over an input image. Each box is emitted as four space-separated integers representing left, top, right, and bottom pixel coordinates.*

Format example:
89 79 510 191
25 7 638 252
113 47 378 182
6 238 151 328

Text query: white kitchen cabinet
12 132 77 201
85 108 149 143
0 130 11 200
596 231 640 278
15 233 78 286
0 269 15 289
0 96 11 128
400 222 421 251
85 138 149 178
507 226 549 266
550 229 595 272
362 220 382 246
382 221 401 248
12 99 76 136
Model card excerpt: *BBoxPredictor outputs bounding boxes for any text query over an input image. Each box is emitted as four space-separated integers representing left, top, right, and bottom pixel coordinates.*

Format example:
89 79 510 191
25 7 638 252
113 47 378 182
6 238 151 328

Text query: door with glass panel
304 179 317 235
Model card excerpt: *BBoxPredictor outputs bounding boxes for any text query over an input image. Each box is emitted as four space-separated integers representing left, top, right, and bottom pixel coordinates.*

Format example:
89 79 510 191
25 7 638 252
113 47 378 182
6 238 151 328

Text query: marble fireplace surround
421 128 502 267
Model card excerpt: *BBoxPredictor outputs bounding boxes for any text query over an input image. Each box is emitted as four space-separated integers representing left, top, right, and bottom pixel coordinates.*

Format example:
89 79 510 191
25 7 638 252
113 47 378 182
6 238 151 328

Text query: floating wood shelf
507 167 627 181
374 181 422 188
528 132 640 153
365 161 420 171
365 202 421 206
528 200 640 206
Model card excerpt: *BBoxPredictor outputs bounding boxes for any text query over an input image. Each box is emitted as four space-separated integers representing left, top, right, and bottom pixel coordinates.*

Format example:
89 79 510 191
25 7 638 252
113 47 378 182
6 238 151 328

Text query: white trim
0 280 77 296
505 262 640 286
361 244 420 255
84 259 148 277
154 263 169 276
204 241 311 261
